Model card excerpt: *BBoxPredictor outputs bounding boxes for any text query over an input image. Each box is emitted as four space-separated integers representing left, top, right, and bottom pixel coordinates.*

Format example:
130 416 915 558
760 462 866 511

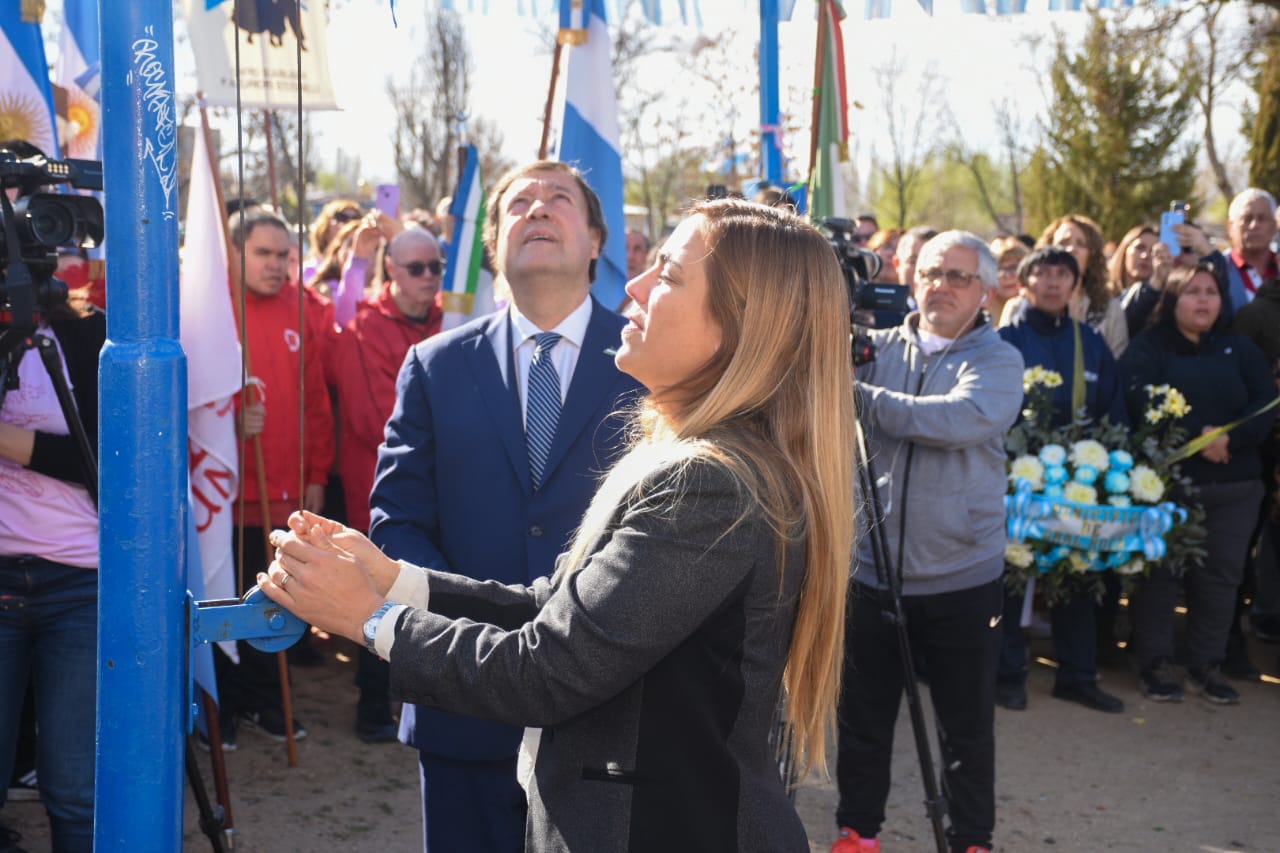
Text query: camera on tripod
817 218 911 366
0 145 105 318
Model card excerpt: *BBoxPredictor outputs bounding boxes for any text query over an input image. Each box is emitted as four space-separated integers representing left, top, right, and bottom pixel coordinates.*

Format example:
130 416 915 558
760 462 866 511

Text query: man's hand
303 483 326 514
1173 223 1214 258
240 402 265 439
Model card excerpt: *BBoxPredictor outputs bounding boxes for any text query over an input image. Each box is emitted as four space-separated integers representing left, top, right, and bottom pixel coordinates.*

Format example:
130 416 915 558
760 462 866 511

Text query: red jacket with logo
334 284 442 531
236 279 335 528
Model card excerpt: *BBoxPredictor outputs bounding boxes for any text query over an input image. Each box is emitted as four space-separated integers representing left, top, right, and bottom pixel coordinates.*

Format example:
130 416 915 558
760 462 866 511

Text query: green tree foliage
1023 12 1198 240
868 151 1014 236
1250 30 1280 192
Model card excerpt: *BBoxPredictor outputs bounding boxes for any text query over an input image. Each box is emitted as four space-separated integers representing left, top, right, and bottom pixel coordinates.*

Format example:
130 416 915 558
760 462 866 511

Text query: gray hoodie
854 314 1024 596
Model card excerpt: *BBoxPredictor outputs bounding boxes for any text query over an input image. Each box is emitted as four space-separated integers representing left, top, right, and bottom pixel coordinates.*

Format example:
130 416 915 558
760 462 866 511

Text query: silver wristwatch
362 601 396 656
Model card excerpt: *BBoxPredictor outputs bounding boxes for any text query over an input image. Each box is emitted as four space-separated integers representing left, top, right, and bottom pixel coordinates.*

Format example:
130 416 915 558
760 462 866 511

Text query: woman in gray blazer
262 199 858 852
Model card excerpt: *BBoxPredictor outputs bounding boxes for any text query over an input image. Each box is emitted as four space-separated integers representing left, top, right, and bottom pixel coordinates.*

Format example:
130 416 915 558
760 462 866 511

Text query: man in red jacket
217 207 335 747
333 227 444 741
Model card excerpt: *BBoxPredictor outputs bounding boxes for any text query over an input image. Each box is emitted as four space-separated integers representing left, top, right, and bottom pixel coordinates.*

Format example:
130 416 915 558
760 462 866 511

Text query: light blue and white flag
55 0 100 160
0 3 59 157
442 144 496 331
556 0 628 310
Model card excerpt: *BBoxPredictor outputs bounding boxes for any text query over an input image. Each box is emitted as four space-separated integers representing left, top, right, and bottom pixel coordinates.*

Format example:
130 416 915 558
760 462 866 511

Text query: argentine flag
556 0 627 311
0 3 59 157
56 0 101 160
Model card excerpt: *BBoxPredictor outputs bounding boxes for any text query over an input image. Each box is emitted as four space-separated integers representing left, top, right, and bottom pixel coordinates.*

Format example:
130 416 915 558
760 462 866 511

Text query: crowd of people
3 135 1280 853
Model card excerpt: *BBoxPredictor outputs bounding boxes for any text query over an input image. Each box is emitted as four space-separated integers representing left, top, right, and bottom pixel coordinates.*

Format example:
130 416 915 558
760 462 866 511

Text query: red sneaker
831 826 881 853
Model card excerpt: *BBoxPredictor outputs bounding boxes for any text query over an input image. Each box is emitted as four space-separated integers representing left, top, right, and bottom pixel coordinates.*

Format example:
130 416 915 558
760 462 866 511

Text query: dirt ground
6 629 1279 852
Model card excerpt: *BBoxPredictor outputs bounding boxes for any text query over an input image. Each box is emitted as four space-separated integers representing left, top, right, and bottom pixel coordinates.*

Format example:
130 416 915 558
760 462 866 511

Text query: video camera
817 218 911 366
0 146 105 321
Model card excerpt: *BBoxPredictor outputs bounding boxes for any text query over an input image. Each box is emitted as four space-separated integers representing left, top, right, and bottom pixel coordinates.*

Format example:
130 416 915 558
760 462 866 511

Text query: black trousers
1132 479 1264 669
213 526 290 719
997 584 1102 688
836 579 1003 853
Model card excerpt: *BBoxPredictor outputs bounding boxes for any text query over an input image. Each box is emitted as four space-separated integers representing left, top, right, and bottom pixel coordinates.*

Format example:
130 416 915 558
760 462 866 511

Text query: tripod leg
185 736 230 853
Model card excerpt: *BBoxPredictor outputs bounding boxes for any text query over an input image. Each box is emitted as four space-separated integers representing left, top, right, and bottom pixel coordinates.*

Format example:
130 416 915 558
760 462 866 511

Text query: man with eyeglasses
994 246 1128 718
832 232 1023 853
1192 188 1279 326
331 227 447 744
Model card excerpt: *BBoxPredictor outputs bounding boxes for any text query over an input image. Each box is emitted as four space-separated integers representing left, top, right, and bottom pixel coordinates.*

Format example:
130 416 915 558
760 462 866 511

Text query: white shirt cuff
387 559 431 608
373 604 408 660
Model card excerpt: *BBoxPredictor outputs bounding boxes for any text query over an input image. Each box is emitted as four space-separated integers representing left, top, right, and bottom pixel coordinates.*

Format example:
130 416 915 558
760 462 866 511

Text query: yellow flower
1164 388 1191 418
1063 482 1098 504
1069 440 1110 472
1009 455 1046 490
1145 409 1162 424
1130 465 1165 503
1005 542 1035 569
1023 366 1064 393
1068 551 1094 573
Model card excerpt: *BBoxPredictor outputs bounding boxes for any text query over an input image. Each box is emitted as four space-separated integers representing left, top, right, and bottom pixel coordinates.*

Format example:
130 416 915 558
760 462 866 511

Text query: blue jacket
999 302 1128 429
369 298 643 760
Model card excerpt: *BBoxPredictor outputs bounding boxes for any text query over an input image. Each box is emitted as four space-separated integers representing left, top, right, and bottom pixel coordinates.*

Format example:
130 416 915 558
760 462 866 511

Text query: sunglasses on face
332 210 361 224
401 259 445 277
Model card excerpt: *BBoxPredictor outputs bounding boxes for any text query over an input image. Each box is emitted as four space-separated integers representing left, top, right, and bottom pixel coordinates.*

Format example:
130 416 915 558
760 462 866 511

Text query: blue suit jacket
369 297 643 760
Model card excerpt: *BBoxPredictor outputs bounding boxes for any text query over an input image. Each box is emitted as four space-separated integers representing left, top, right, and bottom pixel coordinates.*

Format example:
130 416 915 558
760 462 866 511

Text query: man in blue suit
368 160 642 852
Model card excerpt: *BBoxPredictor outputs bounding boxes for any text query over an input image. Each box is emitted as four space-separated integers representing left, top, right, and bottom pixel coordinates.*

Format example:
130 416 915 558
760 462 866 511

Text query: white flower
1107 495 1132 508
1039 444 1067 467
1069 440 1110 472
1130 465 1166 503
1005 542 1036 569
1009 456 1046 490
1063 482 1098 505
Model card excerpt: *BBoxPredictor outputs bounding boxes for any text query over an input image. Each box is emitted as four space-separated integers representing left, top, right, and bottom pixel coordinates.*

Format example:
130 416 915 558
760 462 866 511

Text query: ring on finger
279 571 291 588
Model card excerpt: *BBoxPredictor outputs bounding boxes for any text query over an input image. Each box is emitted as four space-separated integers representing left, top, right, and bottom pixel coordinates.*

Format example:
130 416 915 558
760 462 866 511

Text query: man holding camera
831 232 1023 853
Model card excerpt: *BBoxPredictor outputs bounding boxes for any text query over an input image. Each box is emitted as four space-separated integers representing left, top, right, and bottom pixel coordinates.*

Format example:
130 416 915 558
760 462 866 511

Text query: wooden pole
539 42 564 160
262 110 281 211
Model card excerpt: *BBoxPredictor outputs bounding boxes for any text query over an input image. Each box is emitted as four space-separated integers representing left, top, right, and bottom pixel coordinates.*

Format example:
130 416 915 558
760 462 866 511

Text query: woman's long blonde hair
562 199 855 776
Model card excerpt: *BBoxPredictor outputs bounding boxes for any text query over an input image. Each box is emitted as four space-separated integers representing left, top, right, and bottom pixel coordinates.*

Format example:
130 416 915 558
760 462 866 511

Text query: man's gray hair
917 230 999 291
1229 188 1277 223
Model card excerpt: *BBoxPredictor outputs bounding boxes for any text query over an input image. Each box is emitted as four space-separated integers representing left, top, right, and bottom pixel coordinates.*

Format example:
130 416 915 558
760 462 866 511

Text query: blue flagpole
97 0 188 848
759 0 783 183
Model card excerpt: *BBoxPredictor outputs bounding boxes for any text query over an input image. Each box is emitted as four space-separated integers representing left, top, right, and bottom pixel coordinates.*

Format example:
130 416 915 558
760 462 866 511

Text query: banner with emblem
0 0 60 157
181 117 242 632
181 0 338 110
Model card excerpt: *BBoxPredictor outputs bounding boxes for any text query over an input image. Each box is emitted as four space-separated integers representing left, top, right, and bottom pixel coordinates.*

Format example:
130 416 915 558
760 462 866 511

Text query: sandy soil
6 630 1279 852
